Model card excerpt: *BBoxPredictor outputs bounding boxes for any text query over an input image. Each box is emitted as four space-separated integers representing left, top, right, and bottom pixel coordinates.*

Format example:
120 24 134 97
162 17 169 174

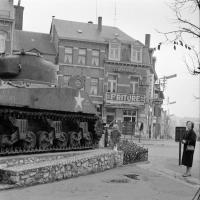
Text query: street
138 139 200 181
0 139 199 200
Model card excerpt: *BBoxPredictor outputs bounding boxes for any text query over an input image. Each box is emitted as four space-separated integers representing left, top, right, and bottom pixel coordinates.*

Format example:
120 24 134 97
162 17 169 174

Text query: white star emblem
75 91 84 110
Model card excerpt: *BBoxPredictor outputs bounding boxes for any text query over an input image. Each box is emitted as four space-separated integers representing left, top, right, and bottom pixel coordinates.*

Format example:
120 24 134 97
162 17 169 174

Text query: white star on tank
75 91 84 110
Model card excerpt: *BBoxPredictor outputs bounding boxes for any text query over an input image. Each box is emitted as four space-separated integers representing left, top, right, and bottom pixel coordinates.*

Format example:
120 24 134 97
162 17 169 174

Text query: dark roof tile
53 18 142 45
13 30 56 55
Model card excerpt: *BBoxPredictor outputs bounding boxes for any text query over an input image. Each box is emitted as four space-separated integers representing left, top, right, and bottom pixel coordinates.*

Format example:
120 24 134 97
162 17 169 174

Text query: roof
52 18 143 45
13 30 56 55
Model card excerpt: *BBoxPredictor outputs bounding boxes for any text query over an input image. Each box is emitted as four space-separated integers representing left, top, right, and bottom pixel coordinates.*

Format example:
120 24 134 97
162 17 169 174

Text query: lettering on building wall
106 64 146 74
106 92 145 105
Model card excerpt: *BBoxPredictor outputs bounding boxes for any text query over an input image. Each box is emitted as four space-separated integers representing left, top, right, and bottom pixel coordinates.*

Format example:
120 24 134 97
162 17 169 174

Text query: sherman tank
0 52 102 155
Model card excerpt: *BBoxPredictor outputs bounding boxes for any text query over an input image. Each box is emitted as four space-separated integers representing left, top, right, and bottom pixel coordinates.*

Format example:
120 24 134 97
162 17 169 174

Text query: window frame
0 31 7 53
64 47 73 64
91 49 100 66
130 76 140 94
109 42 121 61
131 45 142 63
78 48 87 65
107 74 117 93
123 110 137 123
90 77 99 95
62 75 71 87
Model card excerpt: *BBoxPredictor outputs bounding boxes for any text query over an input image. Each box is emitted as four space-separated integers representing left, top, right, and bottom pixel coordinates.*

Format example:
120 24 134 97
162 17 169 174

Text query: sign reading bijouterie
106 92 145 105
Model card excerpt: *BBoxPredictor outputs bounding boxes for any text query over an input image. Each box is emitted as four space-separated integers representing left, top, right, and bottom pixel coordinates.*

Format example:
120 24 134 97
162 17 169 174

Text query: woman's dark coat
182 129 196 167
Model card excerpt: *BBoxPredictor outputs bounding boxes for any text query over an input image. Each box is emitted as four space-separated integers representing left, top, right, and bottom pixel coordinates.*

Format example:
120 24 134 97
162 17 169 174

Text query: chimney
145 34 151 48
14 2 24 30
98 16 102 32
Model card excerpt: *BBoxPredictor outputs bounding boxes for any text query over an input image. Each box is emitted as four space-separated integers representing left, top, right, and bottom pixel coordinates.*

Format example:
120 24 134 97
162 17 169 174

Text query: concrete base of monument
0 149 123 189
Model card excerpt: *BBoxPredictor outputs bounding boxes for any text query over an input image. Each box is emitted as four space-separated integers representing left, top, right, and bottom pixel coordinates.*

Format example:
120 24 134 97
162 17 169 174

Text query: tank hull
0 87 100 156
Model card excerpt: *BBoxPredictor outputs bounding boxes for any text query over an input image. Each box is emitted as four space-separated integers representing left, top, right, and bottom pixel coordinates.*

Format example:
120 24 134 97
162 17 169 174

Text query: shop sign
105 92 145 105
112 67 137 73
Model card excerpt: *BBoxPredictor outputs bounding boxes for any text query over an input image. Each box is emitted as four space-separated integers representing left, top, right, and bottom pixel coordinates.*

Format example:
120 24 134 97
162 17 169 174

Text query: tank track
0 106 98 156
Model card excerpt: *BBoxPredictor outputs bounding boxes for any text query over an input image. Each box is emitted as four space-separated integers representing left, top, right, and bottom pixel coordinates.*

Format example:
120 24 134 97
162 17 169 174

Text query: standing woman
182 121 197 177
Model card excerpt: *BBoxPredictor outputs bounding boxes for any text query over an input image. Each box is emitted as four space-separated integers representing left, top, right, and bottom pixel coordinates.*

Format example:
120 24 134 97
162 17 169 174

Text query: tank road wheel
70 131 81 148
83 132 92 147
54 132 68 148
23 131 36 150
37 131 53 150
0 135 13 149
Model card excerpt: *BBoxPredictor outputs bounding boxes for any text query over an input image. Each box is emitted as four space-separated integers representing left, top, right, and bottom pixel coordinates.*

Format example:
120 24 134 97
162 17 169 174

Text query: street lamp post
159 74 177 91
155 74 177 139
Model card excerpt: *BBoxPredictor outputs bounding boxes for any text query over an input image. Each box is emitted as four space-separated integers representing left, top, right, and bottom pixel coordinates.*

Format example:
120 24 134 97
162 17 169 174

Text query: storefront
103 92 146 135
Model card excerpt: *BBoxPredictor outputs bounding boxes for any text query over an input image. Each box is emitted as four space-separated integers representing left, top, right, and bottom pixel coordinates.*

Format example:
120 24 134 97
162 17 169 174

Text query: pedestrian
110 124 121 151
139 122 143 142
181 121 196 177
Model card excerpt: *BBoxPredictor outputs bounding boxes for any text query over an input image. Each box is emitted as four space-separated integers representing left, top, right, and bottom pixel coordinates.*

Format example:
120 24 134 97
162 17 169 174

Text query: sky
13 0 200 119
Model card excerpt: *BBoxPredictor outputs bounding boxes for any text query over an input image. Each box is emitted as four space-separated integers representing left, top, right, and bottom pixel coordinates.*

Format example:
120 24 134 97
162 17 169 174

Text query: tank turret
0 52 58 85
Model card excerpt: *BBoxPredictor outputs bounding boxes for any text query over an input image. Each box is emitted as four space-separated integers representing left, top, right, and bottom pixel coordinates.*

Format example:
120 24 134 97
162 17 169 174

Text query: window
64 47 73 64
92 50 99 66
123 110 137 122
0 32 6 53
90 78 98 95
62 75 71 87
107 74 117 93
78 48 86 65
131 45 142 63
130 76 139 94
106 115 115 124
109 42 121 61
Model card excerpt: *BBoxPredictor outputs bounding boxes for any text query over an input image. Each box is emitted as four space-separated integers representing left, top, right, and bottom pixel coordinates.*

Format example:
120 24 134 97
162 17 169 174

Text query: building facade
0 0 15 54
50 17 158 136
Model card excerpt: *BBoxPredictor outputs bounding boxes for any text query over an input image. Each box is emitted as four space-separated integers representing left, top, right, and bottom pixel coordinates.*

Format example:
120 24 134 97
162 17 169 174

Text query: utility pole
198 4 200 184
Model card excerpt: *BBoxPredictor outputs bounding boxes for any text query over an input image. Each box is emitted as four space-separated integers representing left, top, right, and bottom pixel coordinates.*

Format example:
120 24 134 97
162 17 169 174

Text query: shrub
118 140 148 164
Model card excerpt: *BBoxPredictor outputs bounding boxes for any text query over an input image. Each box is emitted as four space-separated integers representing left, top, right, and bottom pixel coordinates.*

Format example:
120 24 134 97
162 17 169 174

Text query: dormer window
131 45 142 63
109 42 121 61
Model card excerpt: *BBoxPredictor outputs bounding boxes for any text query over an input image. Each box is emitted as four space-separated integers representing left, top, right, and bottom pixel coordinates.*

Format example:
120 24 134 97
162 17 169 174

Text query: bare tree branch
158 0 200 74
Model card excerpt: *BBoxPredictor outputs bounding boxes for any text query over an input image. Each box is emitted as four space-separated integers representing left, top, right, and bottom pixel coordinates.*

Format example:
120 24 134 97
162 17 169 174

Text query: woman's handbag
186 145 195 151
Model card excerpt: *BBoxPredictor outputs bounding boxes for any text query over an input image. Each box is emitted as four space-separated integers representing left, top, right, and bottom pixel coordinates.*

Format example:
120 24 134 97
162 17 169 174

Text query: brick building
50 17 158 136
